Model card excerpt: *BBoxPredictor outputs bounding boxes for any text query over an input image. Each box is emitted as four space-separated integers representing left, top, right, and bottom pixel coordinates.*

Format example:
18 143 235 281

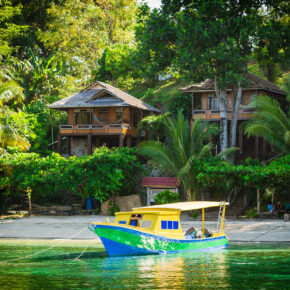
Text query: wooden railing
59 123 131 130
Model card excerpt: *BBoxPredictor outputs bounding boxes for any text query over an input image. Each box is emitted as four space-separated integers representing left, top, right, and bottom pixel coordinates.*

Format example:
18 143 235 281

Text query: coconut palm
244 95 290 154
137 111 221 201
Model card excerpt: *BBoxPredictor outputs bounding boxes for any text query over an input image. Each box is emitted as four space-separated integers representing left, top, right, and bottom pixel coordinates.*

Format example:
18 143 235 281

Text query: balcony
192 108 256 120
59 123 132 135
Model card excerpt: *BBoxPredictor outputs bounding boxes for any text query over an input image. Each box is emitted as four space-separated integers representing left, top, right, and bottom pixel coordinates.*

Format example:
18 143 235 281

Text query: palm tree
0 79 30 151
137 111 220 201
244 95 290 154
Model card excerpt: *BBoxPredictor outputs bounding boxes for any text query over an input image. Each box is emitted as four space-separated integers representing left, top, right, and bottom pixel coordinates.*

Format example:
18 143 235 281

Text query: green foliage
194 155 290 194
191 211 199 219
95 43 136 90
0 147 143 204
137 113 168 141
108 201 120 216
137 111 219 201
154 189 179 205
38 0 137 78
167 93 192 120
244 95 290 154
246 208 258 219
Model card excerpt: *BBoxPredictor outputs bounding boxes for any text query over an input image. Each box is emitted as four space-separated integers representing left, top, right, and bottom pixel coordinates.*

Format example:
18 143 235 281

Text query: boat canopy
133 201 229 212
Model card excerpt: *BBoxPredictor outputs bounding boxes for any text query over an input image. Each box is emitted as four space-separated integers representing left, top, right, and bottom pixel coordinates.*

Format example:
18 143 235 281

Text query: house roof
48 81 160 113
179 73 285 95
142 177 180 188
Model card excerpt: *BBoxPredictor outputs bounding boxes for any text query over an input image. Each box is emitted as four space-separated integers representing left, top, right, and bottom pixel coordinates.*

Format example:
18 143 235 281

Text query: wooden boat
89 201 229 256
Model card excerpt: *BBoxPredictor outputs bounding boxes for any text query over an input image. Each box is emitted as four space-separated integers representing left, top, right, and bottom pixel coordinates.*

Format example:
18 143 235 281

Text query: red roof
142 177 180 187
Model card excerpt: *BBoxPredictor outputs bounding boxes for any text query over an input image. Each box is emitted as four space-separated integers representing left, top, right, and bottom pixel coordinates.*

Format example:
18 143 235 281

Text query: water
0 241 289 289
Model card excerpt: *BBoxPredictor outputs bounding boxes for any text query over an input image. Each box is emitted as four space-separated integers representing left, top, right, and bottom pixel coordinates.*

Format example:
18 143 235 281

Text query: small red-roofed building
142 177 180 205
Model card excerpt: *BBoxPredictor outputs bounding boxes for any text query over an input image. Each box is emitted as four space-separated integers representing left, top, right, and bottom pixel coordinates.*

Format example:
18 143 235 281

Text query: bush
0 147 143 208
246 208 258 219
154 189 179 205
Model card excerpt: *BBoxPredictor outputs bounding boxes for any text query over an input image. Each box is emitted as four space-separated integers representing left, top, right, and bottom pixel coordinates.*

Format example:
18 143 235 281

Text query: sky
140 0 162 9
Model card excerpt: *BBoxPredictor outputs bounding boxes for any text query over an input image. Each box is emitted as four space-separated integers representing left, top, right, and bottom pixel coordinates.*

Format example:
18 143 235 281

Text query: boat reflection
101 250 230 288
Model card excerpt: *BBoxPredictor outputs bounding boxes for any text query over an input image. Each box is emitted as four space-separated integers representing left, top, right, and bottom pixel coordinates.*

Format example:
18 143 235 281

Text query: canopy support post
220 205 226 232
202 208 205 238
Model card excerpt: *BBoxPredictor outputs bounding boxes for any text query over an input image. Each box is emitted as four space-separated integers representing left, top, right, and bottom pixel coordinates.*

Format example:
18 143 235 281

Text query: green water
0 242 289 289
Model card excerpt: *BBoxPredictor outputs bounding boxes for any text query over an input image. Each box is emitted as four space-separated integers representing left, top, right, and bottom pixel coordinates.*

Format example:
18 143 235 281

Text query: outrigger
89 201 229 256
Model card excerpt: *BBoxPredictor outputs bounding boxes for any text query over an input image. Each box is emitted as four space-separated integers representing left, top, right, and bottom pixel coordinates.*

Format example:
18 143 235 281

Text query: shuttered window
207 94 220 111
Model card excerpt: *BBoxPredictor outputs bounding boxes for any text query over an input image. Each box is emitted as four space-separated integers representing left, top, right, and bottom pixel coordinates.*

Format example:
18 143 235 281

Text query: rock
101 194 142 215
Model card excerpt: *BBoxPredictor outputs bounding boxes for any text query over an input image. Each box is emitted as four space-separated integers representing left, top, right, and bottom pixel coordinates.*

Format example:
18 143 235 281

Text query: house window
74 109 92 125
192 94 202 110
99 108 109 123
116 108 123 123
207 94 220 111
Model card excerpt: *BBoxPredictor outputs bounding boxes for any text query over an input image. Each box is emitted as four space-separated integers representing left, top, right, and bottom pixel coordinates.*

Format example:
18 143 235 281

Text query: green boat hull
89 224 228 256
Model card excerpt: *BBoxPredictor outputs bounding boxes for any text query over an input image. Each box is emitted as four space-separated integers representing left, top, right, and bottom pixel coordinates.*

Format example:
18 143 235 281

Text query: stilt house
179 73 287 160
48 81 160 156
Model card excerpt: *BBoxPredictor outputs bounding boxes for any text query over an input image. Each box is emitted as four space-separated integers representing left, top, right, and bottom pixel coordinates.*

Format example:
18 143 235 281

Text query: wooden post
202 208 205 238
220 205 226 232
88 134 92 155
50 112 54 151
57 135 62 154
257 188 260 214
66 137 71 155
126 135 131 148
119 134 124 147
147 187 150 206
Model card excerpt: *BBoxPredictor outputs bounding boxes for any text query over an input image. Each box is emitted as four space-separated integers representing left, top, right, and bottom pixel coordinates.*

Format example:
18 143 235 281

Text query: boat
89 201 229 256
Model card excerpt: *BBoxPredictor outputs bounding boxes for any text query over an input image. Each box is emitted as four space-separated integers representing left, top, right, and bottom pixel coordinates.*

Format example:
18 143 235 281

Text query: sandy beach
0 215 289 244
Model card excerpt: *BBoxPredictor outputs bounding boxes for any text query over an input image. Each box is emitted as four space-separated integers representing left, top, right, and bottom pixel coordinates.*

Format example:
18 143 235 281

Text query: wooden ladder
217 202 226 232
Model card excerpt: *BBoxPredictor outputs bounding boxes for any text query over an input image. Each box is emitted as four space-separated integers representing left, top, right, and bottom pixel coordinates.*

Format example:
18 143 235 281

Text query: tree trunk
257 188 260 214
28 196 32 216
230 83 242 162
215 77 228 154
271 188 275 204
219 90 228 153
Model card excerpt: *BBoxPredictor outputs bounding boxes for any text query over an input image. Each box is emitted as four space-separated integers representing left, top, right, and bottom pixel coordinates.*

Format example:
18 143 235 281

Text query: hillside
129 79 189 112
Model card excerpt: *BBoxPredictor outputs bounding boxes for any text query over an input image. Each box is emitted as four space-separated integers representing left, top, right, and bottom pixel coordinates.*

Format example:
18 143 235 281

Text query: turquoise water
0 242 289 289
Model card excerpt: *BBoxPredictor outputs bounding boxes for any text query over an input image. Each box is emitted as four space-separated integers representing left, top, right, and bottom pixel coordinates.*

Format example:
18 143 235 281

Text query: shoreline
0 215 289 243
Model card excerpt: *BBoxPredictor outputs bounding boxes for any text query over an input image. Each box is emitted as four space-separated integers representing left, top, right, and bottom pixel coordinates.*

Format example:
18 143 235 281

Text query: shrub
246 208 258 219
154 189 179 205
0 147 143 208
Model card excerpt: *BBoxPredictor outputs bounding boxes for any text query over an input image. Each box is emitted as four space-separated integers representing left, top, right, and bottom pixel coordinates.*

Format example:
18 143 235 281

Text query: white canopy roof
133 201 229 212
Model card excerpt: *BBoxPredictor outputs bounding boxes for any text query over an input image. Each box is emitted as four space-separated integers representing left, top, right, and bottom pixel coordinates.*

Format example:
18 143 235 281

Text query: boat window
161 220 167 229
118 221 127 225
141 220 152 228
161 220 179 230
129 213 143 227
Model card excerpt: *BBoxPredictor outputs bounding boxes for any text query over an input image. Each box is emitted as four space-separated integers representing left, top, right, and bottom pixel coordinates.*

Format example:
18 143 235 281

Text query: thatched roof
179 73 285 95
48 81 160 113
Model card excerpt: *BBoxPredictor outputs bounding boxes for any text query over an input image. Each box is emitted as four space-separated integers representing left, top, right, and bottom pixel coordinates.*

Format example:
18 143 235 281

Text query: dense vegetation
0 0 289 212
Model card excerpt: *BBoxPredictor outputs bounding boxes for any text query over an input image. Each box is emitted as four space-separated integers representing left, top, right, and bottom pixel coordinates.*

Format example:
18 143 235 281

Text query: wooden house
48 81 160 156
179 73 287 160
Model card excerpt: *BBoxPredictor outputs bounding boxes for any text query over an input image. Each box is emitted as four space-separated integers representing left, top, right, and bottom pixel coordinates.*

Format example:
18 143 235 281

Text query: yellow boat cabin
112 201 229 240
